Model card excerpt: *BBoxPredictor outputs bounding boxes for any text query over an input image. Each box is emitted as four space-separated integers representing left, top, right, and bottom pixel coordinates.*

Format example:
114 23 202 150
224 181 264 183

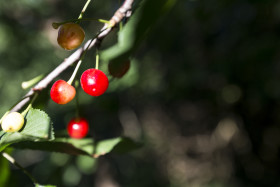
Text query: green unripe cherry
1 112 25 132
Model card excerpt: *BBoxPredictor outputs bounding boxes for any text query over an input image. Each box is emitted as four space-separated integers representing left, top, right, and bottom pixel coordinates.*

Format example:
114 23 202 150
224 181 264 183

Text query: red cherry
50 80 76 104
57 23 85 50
80 69 109 97
67 118 89 139
108 60 130 78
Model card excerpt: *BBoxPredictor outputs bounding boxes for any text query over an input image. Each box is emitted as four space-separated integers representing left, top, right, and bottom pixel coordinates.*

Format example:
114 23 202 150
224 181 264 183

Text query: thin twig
10 0 134 113
2 152 38 184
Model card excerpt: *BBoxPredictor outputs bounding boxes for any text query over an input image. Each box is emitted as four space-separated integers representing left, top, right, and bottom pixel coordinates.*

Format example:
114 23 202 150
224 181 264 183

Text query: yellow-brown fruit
57 23 85 50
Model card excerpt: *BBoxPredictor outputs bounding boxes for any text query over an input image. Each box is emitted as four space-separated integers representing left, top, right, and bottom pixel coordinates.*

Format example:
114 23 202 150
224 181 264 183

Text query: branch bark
11 0 134 112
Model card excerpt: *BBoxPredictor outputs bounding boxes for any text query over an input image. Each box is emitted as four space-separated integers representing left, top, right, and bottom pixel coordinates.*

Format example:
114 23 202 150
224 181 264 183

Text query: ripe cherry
80 69 109 97
108 60 130 78
57 23 85 50
67 118 89 139
1 112 25 132
50 80 76 104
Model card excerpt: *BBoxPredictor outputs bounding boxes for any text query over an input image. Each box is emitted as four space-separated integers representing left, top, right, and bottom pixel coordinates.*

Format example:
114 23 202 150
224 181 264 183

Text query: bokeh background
1 0 280 186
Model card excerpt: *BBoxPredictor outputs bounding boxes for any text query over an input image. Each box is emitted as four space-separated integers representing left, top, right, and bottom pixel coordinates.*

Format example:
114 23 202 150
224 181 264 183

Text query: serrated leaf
94 137 122 157
0 108 54 152
13 137 141 157
23 108 54 139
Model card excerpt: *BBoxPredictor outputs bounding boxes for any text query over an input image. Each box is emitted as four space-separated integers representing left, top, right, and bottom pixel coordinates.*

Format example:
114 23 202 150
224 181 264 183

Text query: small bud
52 22 60 29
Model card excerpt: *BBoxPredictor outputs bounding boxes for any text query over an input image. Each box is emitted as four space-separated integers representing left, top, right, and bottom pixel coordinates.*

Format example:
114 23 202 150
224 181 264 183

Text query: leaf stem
2 152 39 184
95 49 99 70
78 0 92 20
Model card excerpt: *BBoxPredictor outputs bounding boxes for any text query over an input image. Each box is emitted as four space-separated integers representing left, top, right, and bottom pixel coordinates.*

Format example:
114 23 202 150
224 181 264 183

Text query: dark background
0 0 280 186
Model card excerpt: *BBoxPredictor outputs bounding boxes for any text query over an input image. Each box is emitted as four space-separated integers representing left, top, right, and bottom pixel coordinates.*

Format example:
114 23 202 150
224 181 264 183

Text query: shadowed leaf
13 137 141 157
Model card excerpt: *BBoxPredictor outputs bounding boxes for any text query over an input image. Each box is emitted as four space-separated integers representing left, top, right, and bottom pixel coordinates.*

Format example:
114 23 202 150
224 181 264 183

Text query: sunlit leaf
0 108 54 152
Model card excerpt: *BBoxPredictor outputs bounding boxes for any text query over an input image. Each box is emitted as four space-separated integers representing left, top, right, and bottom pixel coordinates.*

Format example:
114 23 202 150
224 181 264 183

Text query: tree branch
10 0 134 112
2 152 38 184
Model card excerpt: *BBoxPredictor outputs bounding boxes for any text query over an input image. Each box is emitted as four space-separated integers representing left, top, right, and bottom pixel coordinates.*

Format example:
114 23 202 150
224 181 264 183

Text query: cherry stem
2 152 39 184
21 74 44 90
67 60 82 85
95 49 99 70
74 80 80 119
67 31 100 86
52 18 110 29
21 93 38 117
78 0 92 20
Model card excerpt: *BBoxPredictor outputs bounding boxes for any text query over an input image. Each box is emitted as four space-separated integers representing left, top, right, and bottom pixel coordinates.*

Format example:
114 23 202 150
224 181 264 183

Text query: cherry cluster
50 67 108 138
50 22 130 139
50 23 109 139
0 1 131 141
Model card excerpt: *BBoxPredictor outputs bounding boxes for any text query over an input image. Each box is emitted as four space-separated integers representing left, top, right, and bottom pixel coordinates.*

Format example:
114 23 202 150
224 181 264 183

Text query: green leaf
111 137 142 153
0 108 54 152
94 137 122 156
13 137 141 157
22 108 54 139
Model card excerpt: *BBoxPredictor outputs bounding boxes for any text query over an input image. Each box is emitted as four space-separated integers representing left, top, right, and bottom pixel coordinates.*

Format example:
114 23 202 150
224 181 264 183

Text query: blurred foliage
1 0 280 187
101 0 176 64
